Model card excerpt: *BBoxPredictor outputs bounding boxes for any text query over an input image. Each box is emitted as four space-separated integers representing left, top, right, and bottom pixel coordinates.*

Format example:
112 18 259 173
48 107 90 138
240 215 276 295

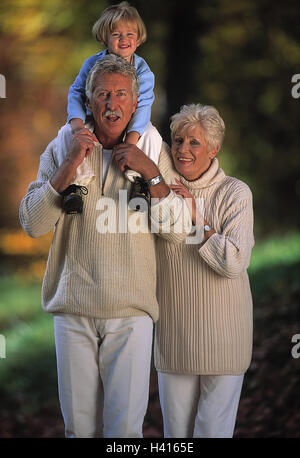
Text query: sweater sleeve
67 53 103 123
198 181 255 278
127 56 155 136
19 139 63 238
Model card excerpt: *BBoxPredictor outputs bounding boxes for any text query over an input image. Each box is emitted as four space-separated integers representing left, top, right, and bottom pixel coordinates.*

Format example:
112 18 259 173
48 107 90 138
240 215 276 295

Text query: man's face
88 73 138 146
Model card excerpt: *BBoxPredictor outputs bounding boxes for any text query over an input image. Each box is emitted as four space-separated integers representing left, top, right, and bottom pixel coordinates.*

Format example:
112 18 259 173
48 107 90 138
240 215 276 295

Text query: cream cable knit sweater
154 149 255 375
19 125 189 322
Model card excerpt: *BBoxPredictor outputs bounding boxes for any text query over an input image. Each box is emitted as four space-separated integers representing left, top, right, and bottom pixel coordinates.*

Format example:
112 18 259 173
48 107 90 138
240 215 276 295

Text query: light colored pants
158 372 244 438
53 313 153 438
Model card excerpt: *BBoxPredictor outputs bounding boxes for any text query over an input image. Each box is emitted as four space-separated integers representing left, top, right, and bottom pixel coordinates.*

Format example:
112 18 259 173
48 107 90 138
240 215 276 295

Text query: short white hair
170 104 225 152
85 54 139 100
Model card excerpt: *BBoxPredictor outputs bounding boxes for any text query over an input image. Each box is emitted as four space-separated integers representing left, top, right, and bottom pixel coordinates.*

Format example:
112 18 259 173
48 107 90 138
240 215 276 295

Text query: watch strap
145 174 163 187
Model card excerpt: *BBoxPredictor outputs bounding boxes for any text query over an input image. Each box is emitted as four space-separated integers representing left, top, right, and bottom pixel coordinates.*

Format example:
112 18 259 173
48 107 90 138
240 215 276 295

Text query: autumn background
0 0 300 438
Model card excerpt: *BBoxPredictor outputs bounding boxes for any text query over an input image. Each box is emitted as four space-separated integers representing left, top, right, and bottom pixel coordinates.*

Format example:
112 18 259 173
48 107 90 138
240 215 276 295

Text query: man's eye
98 92 108 98
117 92 127 97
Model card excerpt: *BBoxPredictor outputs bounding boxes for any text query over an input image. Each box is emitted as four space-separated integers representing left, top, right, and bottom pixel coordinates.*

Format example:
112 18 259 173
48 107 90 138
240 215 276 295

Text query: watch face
148 175 162 186
204 225 211 231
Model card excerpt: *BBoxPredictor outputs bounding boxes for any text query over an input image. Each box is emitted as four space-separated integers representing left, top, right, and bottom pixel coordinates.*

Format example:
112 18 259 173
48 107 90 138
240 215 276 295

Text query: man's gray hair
85 54 140 100
170 104 225 152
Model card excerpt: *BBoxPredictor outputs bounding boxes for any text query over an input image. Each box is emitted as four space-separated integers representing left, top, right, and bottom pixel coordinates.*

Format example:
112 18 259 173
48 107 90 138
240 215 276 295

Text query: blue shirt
67 50 155 136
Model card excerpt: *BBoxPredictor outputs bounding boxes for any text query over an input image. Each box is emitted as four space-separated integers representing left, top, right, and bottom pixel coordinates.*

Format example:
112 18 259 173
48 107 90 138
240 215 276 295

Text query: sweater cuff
48 180 61 198
198 233 241 278
198 232 219 259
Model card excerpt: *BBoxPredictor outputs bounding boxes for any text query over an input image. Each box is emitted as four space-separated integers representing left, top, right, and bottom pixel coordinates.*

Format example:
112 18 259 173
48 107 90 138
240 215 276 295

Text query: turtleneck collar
179 158 226 190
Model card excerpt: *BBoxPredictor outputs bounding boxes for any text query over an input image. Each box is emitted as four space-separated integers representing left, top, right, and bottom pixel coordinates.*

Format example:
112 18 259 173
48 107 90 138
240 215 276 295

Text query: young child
59 1 161 213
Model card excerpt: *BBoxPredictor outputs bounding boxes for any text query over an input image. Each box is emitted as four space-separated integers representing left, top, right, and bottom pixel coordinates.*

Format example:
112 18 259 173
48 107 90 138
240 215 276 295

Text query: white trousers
53 313 153 438
158 372 244 438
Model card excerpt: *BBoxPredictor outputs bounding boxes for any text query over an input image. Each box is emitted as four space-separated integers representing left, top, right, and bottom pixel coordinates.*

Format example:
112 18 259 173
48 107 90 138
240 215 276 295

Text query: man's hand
113 143 170 199
50 129 97 194
66 129 97 168
113 143 158 180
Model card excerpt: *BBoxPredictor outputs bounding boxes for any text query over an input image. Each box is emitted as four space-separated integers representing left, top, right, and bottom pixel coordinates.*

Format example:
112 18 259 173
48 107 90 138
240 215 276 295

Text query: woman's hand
170 180 214 245
169 179 197 224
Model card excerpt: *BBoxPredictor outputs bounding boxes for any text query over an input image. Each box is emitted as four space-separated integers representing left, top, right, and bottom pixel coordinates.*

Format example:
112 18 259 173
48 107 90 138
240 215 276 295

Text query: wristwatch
145 174 163 187
203 225 211 232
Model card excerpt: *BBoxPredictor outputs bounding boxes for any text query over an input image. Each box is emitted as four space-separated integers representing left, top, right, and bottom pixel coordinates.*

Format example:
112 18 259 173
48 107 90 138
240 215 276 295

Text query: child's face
107 21 139 62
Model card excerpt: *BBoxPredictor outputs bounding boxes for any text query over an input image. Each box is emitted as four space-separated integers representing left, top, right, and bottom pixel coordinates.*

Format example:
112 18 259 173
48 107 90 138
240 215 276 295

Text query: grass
0 276 42 332
0 274 58 418
249 232 300 272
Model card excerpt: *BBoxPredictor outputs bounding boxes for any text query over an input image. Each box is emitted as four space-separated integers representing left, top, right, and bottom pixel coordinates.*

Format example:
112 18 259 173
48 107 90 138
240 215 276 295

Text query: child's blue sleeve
127 56 155 136
67 53 105 123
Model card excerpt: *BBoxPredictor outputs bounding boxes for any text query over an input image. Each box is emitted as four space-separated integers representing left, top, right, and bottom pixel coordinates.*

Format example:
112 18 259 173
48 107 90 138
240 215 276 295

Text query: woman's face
171 125 216 181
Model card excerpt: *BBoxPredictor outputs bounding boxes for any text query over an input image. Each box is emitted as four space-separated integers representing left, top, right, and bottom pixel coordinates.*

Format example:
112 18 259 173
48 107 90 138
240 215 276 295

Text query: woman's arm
199 183 255 278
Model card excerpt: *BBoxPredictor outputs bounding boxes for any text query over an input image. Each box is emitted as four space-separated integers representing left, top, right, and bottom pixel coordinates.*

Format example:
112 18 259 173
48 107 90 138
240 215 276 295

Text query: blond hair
92 2 147 47
170 104 225 152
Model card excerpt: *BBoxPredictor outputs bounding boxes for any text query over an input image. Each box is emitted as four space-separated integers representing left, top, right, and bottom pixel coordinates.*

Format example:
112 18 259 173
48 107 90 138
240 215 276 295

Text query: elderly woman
153 104 255 438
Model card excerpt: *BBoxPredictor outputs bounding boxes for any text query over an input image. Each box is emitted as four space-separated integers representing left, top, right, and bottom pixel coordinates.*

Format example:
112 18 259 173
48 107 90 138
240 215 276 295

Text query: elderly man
19 55 186 438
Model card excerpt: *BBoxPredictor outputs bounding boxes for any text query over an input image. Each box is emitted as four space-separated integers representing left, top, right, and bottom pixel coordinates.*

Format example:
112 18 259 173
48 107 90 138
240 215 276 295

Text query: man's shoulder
160 140 171 156
56 123 73 146
158 142 178 184
44 123 73 163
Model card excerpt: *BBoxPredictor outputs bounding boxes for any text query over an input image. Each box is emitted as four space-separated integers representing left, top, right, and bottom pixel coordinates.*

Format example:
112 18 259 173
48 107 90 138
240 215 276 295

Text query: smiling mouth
177 157 193 162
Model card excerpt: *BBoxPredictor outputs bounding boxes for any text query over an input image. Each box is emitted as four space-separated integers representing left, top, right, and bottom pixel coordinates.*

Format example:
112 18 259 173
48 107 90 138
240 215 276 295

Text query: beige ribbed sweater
19 125 188 322
154 149 255 375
